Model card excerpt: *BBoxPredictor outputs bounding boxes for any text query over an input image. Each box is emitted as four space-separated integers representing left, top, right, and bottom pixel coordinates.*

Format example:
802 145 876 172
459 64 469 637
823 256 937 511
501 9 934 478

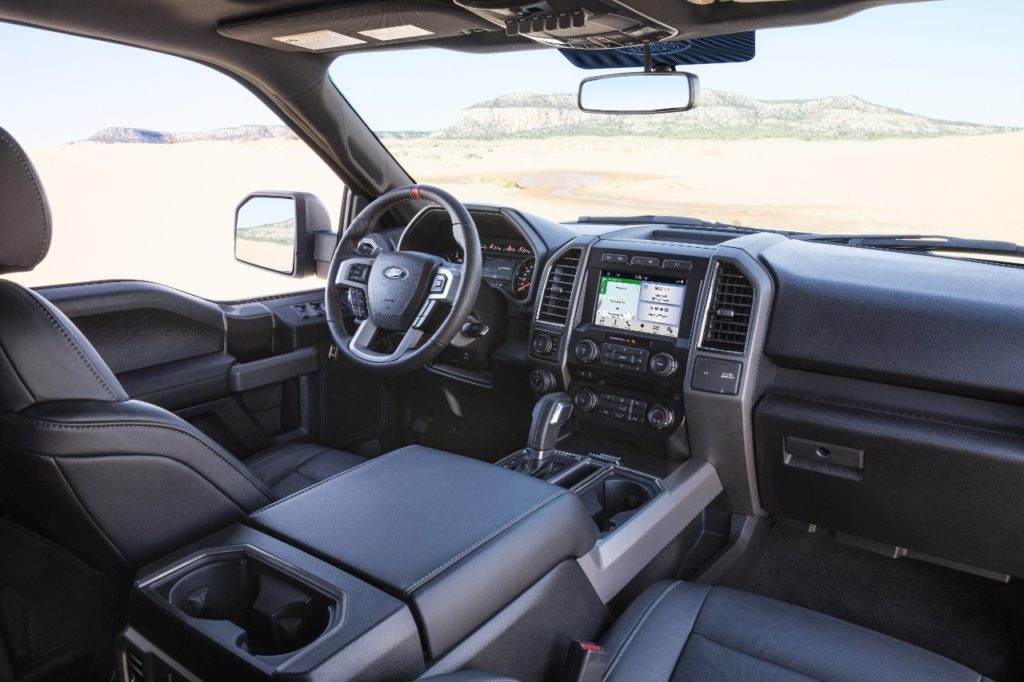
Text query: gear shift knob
525 392 574 461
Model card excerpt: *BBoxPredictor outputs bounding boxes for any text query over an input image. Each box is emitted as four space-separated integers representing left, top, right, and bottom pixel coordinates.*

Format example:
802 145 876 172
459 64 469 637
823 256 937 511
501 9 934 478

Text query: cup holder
151 548 338 658
582 473 659 534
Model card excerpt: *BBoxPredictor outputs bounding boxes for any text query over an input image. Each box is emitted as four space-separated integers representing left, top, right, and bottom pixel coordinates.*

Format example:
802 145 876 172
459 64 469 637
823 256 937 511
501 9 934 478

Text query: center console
528 240 710 449
117 446 606 682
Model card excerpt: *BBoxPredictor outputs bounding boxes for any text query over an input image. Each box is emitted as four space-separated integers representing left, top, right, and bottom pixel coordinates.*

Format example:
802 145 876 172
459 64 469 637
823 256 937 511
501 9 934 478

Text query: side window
1 24 344 300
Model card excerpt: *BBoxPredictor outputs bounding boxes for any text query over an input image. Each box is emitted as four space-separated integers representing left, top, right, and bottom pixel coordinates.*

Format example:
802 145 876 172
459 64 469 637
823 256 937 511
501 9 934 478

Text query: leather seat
0 126 363 573
599 581 989 682
246 442 366 497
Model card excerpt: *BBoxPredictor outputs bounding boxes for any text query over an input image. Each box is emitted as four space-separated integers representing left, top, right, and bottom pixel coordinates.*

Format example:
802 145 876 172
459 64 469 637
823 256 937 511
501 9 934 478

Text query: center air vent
536 248 582 325
699 262 754 354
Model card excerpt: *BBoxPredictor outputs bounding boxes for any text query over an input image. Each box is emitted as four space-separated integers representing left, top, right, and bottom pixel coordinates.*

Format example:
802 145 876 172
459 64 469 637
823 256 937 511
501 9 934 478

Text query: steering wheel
325 185 482 374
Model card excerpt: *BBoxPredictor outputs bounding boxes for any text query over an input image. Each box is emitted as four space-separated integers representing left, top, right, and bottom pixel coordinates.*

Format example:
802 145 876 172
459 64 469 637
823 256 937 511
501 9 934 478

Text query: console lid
250 446 598 658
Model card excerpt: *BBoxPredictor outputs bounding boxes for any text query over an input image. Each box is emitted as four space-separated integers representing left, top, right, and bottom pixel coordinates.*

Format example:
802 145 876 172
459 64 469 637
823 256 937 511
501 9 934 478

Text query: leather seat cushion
245 443 365 498
601 581 989 682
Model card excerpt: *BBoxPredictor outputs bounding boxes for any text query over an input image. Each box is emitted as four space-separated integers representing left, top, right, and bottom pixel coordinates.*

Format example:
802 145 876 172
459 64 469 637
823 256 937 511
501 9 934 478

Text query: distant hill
80 91 1015 144
81 125 297 144
389 91 1015 141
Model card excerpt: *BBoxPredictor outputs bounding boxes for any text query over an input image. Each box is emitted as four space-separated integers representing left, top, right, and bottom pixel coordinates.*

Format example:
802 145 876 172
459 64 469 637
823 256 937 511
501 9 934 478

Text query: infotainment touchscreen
594 271 686 337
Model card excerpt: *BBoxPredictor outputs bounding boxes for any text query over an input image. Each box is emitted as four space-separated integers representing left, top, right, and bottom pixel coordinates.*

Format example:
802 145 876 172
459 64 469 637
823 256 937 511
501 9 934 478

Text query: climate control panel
570 332 684 380
573 387 678 431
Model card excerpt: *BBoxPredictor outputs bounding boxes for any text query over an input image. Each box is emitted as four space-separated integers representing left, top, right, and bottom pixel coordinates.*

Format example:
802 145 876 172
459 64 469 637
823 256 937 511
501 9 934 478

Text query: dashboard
399 199 1024 582
400 207 540 302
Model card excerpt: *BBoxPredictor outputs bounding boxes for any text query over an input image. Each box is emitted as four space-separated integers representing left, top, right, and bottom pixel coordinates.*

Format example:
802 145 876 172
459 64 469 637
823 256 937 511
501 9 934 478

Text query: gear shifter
518 392 574 475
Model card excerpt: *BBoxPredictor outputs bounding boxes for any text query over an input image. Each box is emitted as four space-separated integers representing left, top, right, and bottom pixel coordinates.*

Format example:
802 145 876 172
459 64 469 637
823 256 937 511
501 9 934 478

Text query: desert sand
10 132 1022 300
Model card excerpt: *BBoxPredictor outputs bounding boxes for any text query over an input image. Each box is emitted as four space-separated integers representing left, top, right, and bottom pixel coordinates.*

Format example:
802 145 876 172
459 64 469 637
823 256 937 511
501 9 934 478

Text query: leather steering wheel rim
325 184 482 374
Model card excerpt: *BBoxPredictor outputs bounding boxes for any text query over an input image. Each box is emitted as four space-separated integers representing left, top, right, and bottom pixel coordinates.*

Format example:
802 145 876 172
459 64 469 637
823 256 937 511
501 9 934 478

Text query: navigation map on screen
594 271 686 337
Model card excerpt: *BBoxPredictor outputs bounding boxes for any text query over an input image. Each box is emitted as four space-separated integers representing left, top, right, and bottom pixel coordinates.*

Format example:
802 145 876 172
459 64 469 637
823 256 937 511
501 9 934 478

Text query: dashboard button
601 253 629 264
630 256 660 267
662 259 693 271
691 357 743 395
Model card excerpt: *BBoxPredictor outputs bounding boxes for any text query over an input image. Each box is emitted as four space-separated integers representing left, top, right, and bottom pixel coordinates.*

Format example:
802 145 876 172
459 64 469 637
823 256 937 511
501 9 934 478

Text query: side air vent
700 262 755 354
124 647 146 681
536 248 582 325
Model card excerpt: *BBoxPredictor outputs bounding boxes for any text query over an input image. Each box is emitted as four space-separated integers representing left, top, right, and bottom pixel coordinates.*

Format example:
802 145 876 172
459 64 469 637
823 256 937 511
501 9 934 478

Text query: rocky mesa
412 91 1014 140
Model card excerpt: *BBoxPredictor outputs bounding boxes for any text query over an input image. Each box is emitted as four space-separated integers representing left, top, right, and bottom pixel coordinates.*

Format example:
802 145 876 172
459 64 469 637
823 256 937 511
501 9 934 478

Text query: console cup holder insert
147 547 342 658
580 471 661 534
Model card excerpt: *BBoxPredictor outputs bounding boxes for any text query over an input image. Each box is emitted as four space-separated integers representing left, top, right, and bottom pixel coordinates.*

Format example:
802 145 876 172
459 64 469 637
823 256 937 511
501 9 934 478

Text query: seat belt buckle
560 640 610 682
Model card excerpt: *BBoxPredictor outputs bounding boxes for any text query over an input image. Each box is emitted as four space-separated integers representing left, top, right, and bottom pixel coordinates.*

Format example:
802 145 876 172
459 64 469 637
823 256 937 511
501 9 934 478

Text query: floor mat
737 525 1022 681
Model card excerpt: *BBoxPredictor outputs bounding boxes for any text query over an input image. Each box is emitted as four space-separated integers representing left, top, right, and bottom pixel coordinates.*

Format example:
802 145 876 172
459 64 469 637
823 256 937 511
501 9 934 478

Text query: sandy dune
13 139 345 300
387 133 1024 236
9 133 1022 300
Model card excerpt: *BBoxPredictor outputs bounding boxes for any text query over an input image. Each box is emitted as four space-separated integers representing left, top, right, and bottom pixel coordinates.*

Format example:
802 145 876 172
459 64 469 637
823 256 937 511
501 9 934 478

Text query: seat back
0 127 274 573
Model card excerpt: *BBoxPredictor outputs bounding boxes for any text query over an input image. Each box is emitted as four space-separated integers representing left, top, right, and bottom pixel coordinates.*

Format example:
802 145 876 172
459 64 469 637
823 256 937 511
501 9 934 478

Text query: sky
1 0 1022 144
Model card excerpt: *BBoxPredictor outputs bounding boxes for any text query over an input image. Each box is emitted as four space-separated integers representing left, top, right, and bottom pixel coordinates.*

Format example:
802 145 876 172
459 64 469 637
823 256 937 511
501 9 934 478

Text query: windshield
330 0 1022 239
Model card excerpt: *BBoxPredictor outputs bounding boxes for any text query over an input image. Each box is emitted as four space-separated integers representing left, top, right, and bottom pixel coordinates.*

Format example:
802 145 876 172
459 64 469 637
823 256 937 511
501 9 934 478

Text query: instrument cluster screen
594 271 686 337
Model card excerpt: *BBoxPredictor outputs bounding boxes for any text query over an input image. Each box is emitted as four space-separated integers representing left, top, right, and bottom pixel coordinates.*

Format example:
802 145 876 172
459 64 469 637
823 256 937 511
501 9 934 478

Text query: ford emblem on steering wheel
384 266 408 280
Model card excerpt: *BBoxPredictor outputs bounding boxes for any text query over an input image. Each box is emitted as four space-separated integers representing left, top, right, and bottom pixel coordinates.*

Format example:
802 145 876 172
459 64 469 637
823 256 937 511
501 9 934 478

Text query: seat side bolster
601 581 711 682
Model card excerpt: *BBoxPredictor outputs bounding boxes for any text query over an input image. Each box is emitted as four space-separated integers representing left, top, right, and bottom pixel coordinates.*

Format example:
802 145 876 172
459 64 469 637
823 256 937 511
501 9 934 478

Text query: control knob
574 339 599 363
529 368 556 393
532 333 555 355
647 404 675 430
649 352 679 378
574 388 599 412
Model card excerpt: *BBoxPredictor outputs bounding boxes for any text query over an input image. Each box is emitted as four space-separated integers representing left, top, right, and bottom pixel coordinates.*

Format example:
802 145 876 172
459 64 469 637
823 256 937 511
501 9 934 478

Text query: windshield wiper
794 233 1024 257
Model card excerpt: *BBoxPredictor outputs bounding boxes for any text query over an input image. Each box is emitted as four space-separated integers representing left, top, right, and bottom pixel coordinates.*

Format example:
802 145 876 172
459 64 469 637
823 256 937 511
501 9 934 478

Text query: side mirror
234 191 331 277
578 71 700 115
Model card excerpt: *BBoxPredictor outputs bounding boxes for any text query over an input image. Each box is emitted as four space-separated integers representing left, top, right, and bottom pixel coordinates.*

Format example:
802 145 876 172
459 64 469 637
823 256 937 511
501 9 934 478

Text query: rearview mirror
235 191 330 277
578 71 700 115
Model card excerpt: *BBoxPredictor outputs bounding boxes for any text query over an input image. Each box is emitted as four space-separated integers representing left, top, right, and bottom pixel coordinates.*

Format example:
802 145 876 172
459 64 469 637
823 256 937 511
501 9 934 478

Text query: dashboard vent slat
125 647 146 681
700 262 754 354
536 249 582 325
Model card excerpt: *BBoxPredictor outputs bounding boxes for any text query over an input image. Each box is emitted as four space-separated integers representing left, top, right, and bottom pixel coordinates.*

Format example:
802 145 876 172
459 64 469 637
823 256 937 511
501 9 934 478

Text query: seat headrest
0 127 52 274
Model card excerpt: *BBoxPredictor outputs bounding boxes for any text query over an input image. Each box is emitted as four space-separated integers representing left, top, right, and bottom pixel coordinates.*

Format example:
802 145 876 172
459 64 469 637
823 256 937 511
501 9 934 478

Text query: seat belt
560 640 610 682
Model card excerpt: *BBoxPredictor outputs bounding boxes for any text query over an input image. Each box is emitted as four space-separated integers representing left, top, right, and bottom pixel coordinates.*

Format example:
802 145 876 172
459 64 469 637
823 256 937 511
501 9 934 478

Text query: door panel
39 281 393 459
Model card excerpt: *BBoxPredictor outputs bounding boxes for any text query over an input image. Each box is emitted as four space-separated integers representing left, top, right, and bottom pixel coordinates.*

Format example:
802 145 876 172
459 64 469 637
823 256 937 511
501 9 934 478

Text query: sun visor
560 32 755 68
218 0 495 53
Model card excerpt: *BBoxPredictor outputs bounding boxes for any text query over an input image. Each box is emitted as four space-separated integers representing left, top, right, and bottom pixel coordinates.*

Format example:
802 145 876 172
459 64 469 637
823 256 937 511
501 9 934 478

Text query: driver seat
0 126 365 574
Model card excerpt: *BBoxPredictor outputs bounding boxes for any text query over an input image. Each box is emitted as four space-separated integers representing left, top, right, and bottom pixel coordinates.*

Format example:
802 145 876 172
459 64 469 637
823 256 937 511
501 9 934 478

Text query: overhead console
455 0 676 49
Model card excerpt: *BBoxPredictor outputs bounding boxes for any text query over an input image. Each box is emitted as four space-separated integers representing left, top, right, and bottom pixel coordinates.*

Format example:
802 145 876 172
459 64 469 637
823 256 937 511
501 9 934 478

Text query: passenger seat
598 580 988 681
